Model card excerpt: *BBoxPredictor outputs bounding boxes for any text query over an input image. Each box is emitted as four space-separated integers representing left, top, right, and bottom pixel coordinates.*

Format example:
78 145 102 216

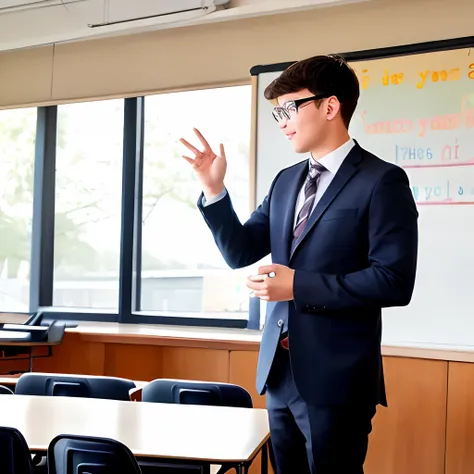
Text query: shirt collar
309 138 355 174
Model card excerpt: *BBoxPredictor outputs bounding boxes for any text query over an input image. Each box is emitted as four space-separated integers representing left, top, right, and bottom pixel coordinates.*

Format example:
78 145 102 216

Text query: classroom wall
1 0 473 108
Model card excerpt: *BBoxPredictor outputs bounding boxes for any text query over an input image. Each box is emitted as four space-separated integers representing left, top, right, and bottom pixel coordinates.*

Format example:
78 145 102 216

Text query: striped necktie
281 161 326 351
293 161 327 241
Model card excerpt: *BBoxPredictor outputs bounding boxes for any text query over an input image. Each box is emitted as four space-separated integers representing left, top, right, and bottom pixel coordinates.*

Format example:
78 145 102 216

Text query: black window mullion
132 98 144 314
29 106 57 312
118 97 144 322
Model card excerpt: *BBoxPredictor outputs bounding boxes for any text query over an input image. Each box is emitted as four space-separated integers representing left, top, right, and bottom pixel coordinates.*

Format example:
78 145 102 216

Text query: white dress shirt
293 138 355 226
203 138 355 230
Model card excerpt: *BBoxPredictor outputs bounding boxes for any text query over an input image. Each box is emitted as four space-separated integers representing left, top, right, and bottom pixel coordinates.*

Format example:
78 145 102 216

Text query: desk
0 395 269 472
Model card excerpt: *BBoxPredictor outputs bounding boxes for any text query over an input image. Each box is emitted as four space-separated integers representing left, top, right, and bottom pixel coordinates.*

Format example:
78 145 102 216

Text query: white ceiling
0 0 55 8
0 0 368 53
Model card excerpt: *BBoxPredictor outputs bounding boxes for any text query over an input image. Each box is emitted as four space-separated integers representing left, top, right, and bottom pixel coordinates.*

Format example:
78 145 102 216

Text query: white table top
0 395 269 463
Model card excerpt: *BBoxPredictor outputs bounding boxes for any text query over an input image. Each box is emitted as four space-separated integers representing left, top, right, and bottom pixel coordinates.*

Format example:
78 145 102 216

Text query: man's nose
279 118 288 129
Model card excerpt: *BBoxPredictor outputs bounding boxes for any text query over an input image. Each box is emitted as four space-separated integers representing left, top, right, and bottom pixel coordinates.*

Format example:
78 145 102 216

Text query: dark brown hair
264 54 360 128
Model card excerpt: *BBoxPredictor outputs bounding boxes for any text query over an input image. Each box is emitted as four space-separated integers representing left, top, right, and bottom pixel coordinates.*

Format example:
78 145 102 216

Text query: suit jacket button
277 319 284 327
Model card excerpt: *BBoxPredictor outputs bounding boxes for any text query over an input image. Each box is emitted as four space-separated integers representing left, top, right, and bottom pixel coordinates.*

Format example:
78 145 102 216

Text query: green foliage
0 106 199 279
0 109 99 279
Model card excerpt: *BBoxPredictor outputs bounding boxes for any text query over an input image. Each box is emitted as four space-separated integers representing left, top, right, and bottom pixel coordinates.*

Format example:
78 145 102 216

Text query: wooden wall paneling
0 351 57 375
40 333 106 375
0 356 31 375
104 344 163 381
229 350 263 408
446 361 474 474
0 333 105 376
364 356 448 474
160 348 229 383
28 346 66 373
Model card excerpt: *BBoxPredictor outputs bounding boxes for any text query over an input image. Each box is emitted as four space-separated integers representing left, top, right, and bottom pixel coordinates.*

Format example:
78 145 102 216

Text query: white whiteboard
254 45 474 347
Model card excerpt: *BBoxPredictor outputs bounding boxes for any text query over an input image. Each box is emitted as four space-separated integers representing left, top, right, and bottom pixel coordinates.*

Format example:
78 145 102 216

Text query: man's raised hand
180 128 227 200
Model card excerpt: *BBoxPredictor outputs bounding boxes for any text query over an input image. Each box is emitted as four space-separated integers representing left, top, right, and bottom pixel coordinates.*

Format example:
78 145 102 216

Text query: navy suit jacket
198 143 418 407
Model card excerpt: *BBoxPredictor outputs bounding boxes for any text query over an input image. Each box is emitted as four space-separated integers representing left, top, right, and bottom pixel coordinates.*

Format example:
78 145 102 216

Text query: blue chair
0 427 34 474
142 379 268 474
47 434 141 474
142 379 253 408
15 373 136 400
0 385 13 394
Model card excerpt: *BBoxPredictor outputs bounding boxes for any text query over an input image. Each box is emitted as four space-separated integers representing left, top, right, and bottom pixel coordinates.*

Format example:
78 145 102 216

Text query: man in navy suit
180 55 418 474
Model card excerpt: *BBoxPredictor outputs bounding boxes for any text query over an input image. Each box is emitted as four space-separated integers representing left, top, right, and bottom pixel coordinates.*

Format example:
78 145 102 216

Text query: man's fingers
194 128 213 152
246 279 267 291
219 143 226 159
253 291 270 300
248 274 266 282
181 155 194 165
179 138 201 156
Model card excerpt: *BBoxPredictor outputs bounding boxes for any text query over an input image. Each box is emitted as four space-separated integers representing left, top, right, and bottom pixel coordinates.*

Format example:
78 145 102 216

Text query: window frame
17 96 251 329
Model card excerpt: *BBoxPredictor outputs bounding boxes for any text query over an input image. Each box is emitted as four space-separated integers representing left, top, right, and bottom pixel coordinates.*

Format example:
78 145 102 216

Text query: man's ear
326 96 341 121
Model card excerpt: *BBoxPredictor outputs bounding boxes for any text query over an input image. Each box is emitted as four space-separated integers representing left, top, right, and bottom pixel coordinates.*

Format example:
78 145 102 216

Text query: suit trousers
266 344 377 474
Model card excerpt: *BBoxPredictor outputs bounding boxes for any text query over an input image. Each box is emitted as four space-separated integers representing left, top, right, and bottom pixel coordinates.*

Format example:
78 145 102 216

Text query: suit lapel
290 144 363 260
281 161 308 262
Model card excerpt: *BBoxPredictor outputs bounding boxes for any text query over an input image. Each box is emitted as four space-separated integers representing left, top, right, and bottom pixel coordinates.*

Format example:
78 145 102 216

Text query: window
0 108 37 312
140 86 252 317
0 88 253 325
53 100 124 309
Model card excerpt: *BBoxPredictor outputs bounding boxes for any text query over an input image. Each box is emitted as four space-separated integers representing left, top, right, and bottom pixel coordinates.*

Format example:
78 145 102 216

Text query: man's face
275 88 329 154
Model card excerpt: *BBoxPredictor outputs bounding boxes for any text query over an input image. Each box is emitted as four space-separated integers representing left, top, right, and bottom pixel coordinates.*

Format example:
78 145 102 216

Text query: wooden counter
68 321 474 362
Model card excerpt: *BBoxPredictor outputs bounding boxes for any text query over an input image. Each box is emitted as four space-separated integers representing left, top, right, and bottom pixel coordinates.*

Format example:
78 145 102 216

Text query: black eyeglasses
272 94 329 123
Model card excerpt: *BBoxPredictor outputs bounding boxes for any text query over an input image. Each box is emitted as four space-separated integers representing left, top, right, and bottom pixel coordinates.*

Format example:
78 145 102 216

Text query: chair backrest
0 427 34 474
15 373 136 401
142 379 253 408
0 385 14 394
47 434 141 474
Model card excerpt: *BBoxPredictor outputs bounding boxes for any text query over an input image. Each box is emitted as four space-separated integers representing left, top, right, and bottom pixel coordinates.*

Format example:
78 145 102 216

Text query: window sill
39 307 252 329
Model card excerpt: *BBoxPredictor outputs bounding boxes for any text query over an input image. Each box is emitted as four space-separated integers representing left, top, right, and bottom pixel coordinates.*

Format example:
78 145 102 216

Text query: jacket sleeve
293 166 418 312
197 171 282 269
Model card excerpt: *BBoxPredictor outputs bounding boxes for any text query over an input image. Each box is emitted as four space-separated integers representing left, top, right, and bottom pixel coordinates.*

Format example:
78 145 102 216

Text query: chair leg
261 441 268 474
235 464 249 474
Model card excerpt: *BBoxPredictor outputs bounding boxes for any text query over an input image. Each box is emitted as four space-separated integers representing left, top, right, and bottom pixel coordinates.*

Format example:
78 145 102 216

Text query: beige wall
1 0 473 108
